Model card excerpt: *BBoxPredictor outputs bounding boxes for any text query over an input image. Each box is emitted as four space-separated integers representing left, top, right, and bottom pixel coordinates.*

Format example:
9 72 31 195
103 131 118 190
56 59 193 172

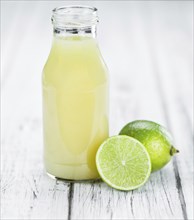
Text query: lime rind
119 120 176 172
96 135 151 191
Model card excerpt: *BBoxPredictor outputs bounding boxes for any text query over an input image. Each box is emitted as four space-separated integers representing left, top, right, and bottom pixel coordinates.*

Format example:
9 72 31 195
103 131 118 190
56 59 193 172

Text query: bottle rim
52 5 99 28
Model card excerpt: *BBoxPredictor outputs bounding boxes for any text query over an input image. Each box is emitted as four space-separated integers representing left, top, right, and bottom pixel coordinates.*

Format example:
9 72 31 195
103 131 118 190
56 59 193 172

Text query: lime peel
119 120 179 172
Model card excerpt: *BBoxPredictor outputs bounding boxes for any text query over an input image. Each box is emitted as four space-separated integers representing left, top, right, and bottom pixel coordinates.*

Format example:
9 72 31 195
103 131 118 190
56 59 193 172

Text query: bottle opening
52 5 98 29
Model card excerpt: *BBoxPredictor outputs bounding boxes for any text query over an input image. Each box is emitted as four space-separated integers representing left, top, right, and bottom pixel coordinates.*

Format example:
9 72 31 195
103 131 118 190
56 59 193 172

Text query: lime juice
42 35 109 180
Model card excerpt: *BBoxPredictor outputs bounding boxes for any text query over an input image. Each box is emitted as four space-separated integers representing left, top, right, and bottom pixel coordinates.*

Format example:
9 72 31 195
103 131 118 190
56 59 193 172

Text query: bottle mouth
52 5 99 29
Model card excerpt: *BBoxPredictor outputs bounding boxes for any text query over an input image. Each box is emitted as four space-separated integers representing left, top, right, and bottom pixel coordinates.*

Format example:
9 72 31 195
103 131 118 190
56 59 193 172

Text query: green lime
119 120 179 172
96 135 151 191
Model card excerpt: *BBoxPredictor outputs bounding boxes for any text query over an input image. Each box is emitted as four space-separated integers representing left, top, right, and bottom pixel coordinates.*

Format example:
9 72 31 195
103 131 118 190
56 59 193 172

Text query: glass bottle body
42 6 109 180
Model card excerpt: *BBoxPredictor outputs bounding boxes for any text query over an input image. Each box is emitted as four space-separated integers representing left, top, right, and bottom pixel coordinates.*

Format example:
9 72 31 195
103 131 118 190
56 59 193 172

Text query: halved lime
96 135 151 191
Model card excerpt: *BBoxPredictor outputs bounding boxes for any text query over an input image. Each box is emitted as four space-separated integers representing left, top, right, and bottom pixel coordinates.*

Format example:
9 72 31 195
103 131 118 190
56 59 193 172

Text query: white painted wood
1 1 193 220
1 118 70 219
71 2 192 219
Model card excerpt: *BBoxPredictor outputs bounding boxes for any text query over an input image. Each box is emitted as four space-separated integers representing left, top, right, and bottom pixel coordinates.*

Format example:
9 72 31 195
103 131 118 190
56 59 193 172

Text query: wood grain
1 1 193 220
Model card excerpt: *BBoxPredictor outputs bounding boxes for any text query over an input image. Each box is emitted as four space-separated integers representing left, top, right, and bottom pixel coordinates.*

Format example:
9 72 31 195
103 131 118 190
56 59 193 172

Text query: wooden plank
1 2 70 219
140 4 193 218
148 45 193 220
1 117 70 219
71 174 184 219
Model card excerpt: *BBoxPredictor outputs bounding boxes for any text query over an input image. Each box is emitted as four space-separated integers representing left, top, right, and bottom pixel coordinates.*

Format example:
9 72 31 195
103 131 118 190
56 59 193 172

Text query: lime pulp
96 135 151 191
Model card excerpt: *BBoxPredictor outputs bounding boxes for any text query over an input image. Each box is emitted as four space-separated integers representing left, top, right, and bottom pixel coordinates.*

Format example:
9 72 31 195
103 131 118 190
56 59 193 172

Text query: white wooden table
1 1 193 219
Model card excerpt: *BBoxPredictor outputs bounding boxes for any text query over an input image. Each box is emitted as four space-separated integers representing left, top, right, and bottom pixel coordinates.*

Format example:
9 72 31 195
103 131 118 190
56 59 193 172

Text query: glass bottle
42 6 109 180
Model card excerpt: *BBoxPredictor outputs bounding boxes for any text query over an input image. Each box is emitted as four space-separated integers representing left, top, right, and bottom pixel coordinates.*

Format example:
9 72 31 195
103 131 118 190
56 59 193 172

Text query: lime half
96 136 151 191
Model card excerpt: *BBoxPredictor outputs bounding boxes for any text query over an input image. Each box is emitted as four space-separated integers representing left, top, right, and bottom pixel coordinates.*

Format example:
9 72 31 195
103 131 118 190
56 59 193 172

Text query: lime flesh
96 136 151 191
119 120 179 172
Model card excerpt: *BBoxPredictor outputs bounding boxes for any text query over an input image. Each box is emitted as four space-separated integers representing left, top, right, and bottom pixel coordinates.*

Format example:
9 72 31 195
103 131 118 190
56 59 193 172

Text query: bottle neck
53 25 97 38
51 6 98 39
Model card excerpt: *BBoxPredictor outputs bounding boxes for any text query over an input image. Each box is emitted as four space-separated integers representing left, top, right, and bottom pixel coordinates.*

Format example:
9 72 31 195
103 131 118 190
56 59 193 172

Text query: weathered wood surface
1 1 193 220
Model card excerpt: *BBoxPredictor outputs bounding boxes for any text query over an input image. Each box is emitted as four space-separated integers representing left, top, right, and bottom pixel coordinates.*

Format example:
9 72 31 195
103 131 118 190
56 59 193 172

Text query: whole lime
119 120 179 172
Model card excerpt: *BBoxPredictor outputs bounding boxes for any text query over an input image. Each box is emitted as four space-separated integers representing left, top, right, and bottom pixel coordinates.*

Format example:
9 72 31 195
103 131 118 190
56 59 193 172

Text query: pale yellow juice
42 36 109 180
